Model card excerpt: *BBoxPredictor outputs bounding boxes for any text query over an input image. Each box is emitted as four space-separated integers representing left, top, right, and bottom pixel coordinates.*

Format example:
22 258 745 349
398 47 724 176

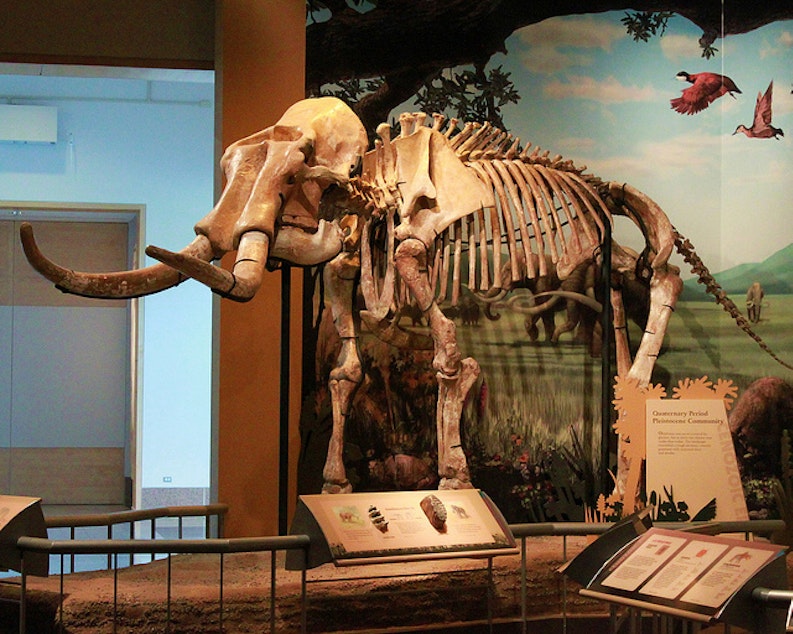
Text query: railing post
267 551 277 633
59 558 65 634
219 553 224 632
107 524 113 570
19 554 26 634
301 549 308 634
113 553 119 634
520 535 527 634
167 554 172 629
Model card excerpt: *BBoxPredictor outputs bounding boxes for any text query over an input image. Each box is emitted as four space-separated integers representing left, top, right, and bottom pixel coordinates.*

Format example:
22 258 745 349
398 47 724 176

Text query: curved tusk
20 222 212 299
147 230 269 302
475 288 507 303
507 293 561 316
532 290 603 313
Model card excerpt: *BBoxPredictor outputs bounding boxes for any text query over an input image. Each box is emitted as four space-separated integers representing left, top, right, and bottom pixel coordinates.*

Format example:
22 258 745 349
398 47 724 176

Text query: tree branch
306 0 793 120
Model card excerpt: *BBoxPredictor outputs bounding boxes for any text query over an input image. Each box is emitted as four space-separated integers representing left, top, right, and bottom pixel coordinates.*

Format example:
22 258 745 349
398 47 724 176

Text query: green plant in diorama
647 485 716 522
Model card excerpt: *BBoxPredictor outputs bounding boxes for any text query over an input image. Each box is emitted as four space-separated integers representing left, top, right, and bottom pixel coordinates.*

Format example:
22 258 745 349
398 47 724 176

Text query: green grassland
452 294 793 467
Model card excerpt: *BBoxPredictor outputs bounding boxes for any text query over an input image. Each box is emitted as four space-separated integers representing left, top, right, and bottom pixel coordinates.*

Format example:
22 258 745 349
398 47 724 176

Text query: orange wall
215 0 306 536
0 0 305 536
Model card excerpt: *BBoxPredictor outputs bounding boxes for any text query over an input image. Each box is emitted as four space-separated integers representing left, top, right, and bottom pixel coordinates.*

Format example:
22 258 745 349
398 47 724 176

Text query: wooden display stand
562 515 788 633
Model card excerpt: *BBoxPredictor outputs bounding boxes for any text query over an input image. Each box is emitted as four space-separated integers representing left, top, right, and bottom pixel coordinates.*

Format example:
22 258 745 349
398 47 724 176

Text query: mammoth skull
21 97 368 301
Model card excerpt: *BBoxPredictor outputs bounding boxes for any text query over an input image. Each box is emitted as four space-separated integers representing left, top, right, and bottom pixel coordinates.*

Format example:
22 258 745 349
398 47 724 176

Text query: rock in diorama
20 97 788 498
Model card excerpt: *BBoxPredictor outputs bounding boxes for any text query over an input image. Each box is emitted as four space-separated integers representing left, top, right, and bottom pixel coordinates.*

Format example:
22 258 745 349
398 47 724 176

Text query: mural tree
306 1 793 130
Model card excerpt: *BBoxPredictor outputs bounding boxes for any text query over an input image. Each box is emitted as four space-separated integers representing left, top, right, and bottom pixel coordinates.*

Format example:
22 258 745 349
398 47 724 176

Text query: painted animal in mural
746 281 764 324
482 252 599 344
19 97 791 497
484 246 655 357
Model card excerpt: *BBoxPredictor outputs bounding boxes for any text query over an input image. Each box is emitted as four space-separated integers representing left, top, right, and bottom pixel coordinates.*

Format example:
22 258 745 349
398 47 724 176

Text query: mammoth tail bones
18 96 793 498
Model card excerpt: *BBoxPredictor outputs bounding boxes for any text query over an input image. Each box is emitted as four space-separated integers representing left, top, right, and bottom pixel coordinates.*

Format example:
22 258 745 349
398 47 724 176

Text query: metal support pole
19 556 26 634
600 214 614 497
270 552 277 633
219 553 224 632
301 564 307 634
520 536 527 634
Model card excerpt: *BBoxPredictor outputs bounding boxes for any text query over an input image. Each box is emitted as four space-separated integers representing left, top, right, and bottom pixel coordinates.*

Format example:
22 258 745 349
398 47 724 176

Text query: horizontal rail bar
21 519 783 560
44 504 229 529
17 534 310 556
509 519 785 539
752 587 793 606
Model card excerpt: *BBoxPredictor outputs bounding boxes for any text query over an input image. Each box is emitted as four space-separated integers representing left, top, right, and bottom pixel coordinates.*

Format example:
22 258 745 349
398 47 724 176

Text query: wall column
214 0 306 537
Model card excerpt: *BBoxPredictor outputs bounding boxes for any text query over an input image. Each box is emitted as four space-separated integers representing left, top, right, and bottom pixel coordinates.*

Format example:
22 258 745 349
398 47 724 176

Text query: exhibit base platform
5 540 614 632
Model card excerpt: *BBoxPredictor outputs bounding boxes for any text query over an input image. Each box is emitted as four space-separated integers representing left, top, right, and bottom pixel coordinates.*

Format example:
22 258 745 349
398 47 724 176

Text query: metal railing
11 517 789 634
17 534 311 634
44 503 229 572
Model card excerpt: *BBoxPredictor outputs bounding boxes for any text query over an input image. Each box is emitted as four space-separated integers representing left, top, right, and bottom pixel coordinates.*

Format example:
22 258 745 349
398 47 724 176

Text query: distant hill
681 243 793 301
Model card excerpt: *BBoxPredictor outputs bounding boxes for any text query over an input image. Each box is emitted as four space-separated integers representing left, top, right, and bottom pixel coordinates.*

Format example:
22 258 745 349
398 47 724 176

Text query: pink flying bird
733 81 784 139
670 71 741 115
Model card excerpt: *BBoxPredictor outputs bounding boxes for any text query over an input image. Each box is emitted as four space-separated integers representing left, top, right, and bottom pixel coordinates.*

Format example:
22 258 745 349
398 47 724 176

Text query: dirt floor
0 535 619 633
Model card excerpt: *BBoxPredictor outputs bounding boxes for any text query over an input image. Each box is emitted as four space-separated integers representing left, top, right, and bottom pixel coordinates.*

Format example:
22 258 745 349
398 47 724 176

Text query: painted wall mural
300 5 793 522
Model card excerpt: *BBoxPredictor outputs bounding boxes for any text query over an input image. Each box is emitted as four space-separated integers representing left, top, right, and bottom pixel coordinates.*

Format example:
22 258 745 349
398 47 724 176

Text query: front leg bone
322 252 363 494
395 239 477 489
323 337 361 494
436 356 480 489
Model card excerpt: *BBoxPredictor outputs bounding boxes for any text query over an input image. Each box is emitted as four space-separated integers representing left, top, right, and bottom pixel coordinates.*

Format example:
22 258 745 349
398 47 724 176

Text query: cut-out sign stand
561 514 788 632
286 488 516 569
594 376 746 522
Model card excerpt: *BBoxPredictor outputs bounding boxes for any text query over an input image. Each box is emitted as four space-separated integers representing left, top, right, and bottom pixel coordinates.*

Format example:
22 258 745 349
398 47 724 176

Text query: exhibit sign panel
579 527 787 628
646 399 748 521
291 489 517 566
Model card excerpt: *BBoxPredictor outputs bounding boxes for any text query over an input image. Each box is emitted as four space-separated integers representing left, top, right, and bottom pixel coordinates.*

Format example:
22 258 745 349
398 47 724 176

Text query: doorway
0 203 141 507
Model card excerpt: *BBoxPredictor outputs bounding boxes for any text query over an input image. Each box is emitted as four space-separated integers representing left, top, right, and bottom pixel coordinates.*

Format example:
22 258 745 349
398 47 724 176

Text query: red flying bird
670 71 741 115
733 81 784 139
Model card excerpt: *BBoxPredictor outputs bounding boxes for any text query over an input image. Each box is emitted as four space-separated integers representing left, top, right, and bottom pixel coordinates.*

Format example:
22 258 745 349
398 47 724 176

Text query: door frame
1 200 143 507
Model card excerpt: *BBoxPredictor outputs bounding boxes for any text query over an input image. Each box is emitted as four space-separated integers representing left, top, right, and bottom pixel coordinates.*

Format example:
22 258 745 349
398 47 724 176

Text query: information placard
646 398 747 521
581 527 786 622
293 489 516 566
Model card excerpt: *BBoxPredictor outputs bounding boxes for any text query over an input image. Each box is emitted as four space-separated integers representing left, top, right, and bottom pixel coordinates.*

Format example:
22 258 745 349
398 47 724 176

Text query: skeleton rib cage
353 112 620 316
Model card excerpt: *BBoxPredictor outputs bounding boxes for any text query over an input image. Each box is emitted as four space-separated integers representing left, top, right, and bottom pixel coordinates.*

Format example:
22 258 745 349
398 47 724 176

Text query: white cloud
518 15 626 51
544 75 658 103
771 87 793 116
584 133 721 182
518 47 591 75
659 34 702 62
778 31 793 48
555 136 597 155
515 16 626 75
760 30 793 59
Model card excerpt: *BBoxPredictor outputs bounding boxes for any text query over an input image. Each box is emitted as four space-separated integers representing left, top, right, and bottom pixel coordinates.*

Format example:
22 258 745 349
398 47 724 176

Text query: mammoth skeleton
21 96 782 495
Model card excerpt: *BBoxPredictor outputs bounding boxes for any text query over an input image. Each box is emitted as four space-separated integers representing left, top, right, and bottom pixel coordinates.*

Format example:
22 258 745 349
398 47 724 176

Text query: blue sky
475 12 793 276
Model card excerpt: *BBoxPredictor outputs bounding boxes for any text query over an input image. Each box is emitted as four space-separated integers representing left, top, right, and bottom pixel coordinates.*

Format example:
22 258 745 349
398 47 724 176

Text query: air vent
0 104 58 144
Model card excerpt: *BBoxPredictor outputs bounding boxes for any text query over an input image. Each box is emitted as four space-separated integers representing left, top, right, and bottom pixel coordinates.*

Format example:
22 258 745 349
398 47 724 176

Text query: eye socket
286 175 296 185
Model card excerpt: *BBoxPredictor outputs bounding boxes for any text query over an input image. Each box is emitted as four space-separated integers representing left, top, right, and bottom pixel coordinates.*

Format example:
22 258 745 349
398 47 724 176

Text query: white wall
0 66 215 496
